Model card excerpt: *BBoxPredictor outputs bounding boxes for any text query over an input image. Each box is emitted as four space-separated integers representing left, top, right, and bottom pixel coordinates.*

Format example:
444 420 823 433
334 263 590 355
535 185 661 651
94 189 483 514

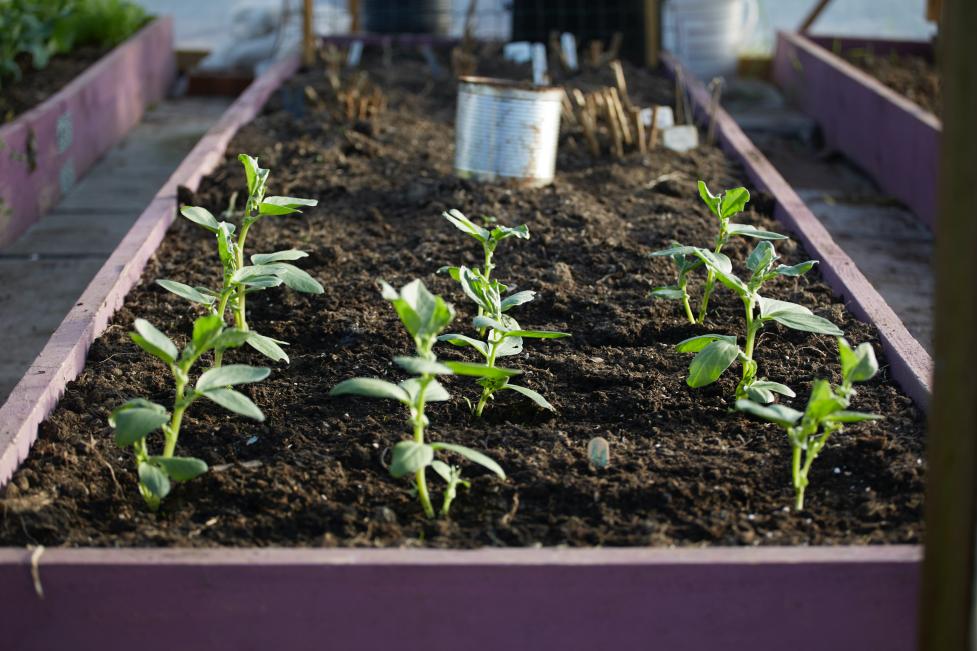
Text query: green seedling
438 210 570 417
158 154 322 366
330 279 511 518
652 181 787 324
650 242 703 324
109 315 268 510
676 240 842 402
737 338 881 510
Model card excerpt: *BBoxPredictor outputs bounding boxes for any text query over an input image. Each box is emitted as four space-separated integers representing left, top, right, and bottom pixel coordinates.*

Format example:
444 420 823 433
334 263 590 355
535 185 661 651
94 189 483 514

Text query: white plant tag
641 105 675 129
346 41 363 68
560 33 578 71
662 125 699 152
532 42 548 85
503 41 533 64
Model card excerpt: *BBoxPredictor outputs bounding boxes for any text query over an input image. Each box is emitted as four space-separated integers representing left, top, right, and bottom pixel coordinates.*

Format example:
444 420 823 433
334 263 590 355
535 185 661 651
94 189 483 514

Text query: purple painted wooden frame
772 31 940 230
0 47 924 651
0 546 919 651
0 17 175 249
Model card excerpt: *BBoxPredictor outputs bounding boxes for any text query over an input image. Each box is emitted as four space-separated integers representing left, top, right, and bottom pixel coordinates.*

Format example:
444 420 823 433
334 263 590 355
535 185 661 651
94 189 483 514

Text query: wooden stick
799 0 832 33
648 105 660 149
302 0 315 66
609 60 631 108
632 107 646 154
604 95 624 158
644 0 661 68
608 87 632 145
348 0 360 32
579 110 601 157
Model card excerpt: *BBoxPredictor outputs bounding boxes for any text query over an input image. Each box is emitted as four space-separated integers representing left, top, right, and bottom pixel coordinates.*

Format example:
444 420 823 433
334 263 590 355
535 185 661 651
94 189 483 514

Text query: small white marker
560 33 578 71
532 42 548 86
346 40 363 68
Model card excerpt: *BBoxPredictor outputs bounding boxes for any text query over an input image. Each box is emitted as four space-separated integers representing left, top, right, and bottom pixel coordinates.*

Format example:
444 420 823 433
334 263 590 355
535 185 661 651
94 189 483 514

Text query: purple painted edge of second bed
0 54 302 488
663 52 932 409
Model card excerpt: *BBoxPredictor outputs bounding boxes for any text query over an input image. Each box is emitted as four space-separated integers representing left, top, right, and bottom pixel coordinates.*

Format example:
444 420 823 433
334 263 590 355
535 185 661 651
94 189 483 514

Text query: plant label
663 125 699 152
560 33 578 71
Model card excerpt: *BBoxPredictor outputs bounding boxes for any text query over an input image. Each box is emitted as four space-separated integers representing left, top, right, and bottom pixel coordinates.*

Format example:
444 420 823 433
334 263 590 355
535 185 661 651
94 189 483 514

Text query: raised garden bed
772 32 940 230
0 17 175 249
0 46 928 649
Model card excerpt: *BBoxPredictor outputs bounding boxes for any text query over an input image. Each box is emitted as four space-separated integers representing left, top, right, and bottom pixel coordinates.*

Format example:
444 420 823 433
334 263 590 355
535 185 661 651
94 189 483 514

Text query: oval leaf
180 206 220 233
202 388 265 420
389 441 434 478
393 356 453 376
110 400 169 446
150 456 208 482
503 383 555 411
131 319 178 364
197 364 271 391
251 249 309 264
687 339 741 387
442 361 520 379
330 378 409 403
138 462 171 499
156 279 216 305
430 442 505 479
246 332 290 362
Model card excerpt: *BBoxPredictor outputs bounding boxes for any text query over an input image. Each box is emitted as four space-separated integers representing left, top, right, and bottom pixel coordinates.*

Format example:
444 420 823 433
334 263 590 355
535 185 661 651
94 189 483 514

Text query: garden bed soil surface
845 49 940 116
1 46 109 123
0 52 926 549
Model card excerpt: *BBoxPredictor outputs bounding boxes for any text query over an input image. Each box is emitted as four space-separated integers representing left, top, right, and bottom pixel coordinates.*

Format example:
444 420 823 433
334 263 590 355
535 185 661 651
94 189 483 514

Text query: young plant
651 181 787 324
736 338 881 510
109 315 268 510
650 242 703 324
330 279 512 518
676 240 842 402
157 154 322 366
438 210 570 417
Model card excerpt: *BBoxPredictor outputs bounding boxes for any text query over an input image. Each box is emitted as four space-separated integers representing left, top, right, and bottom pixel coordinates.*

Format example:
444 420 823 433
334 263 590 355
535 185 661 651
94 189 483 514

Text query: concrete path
725 79 934 354
0 97 231 402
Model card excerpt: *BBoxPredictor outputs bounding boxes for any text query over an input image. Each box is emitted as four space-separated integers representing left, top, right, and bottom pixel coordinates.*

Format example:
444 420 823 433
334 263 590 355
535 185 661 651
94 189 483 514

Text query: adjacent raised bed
0 48 927 649
772 32 940 230
0 17 175 248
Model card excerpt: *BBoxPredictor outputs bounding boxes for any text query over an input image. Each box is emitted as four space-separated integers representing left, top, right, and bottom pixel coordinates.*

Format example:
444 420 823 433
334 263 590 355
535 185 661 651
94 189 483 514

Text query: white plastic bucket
454 76 563 187
663 0 759 79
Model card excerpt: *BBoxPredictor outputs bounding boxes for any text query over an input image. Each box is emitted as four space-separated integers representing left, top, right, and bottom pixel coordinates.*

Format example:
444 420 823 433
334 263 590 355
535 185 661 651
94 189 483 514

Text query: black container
361 0 453 35
511 0 647 65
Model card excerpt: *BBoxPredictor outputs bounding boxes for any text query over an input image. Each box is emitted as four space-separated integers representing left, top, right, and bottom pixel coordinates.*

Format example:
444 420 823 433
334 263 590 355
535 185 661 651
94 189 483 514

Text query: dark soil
0 51 926 548
846 49 940 116
1 46 109 123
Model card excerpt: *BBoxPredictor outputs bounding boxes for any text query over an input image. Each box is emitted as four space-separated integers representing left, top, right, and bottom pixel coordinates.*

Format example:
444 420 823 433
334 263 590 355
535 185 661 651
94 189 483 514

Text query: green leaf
773 261 817 277
240 276 283 290
438 333 489 357
676 333 737 353
239 153 260 196
751 380 796 397
758 297 843 335
720 187 750 219
501 290 535 311
197 364 270 391
726 223 788 240
495 335 524 357
443 209 490 243
234 264 323 294
213 328 251 351
138 462 171 499
745 380 794 404
202 388 265 420
747 241 777 273
149 456 208 481
687 339 741 387
838 338 879 384
697 250 733 274
438 265 462 281
400 378 451 403
246 332 290 362
506 329 570 339
180 206 220 233
393 356 453 375
190 314 226 354
431 459 454 483
698 180 722 217
216 222 237 270
490 223 530 241
382 279 455 339
503 383 555 411
131 319 178 364
430 442 506 479
735 399 804 427
443 361 521 379
651 286 686 300
259 196 318 215
473 315 507 332
156 279 217 305
251 249 309 264
109 399 169 446
458 267 496 313
651 244 701 257
330 378 409 403
822 410 883 424
389 441 434 478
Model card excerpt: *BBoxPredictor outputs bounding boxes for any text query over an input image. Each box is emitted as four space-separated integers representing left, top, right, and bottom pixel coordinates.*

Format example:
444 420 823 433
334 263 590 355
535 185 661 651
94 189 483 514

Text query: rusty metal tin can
454 76 563 187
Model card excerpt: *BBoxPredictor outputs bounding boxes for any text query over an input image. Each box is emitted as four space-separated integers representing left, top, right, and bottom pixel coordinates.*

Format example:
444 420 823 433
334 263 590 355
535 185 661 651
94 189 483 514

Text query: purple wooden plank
772 31 940 230
0 54 301 488
0 546 919 651
0 17 176 249
807 35 934 62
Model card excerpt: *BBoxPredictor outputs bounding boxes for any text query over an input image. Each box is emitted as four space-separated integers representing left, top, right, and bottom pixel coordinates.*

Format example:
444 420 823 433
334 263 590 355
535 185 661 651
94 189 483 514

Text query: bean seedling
158 154 322 366
676 240 842 402
330 279 513 518
736 338 881 510
651 181 787 324
109 315 268 510
438 210 570 417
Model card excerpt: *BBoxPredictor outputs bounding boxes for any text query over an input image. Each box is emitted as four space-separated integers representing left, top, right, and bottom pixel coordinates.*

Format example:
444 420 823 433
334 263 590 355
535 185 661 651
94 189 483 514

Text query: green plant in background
737 338 881 510
330 279 511 518
676 240 842 402
651 182 787 324
54 0 149 51
438 210 570 417
109 315 268 510
158 154 321 366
